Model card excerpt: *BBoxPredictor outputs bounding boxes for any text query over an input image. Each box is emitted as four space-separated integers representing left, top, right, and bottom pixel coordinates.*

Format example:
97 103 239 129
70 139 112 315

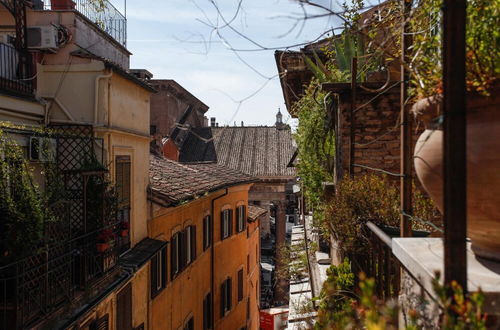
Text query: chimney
210 117 216 127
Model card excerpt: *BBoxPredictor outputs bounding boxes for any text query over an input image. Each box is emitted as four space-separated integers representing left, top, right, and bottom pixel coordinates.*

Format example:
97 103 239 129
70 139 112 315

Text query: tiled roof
212 126 296 178
149 155 256 206
248 205 267 221
178 127 217 163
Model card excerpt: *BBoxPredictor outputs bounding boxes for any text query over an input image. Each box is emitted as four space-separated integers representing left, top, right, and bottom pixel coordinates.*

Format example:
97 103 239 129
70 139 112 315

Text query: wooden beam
349 57 357 178
443 0 467 290
400 0 413 237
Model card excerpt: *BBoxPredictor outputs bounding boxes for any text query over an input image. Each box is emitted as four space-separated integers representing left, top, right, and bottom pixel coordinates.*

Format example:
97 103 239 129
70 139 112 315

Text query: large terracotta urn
413 90 500 261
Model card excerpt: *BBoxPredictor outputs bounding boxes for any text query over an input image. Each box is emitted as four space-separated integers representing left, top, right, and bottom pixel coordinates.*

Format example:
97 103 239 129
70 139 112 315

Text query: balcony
40 0 127 46
0 43 34 97
0 125 130 329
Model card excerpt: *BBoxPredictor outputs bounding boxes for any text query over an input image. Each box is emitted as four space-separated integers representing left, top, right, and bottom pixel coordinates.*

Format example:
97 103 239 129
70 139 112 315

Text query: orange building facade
148 156 261 330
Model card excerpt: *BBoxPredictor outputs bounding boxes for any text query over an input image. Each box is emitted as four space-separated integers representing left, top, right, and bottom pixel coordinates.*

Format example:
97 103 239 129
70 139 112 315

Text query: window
184 225 196 265
116 156 131 252
246 297 250 321
183 317 194 330
89 314 109 330
236 205 246 233
171 232 181 279
151 247 167 298
221 277 232 316
117 284 132 330
220 209 233 240
203 292 212 330
237 269 244 302
203 215 211 250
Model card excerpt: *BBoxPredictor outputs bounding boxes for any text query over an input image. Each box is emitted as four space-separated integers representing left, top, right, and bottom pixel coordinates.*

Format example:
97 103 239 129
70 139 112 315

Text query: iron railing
0 125 130 329
350 221 430 301
0 43 33 96
0 223 127 329
41 0 127 46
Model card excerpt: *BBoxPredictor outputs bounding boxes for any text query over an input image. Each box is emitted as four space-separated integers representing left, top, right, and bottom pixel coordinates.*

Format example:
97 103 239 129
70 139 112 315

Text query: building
211 112 297 304
0 1 162 329
148 155 260 330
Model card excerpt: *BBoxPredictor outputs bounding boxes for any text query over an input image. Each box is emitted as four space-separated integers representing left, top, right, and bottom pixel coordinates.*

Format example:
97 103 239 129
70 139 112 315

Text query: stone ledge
393 238 500 313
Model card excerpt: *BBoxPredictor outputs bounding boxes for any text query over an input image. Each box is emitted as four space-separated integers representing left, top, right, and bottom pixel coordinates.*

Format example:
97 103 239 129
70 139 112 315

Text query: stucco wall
149 184 258 330
26 10 129 68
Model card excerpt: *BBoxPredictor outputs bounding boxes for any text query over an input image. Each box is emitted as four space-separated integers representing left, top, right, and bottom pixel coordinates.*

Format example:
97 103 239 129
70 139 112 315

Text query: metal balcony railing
349 221 430 301
0 43 34 96
41 0 127 46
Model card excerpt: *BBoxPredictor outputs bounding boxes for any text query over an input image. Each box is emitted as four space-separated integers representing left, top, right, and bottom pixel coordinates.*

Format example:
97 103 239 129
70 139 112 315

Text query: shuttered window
151 247 167 298
171 232 181 279
203 215 211 250
116 156 131 252
246 297 250 321
183 317 194 330
220 209 232 240
236 205 246 233
221 277 232 317
117 284 132 330
237 269 244 302
203 292 212 330
90 314 109 330
185 225 196 265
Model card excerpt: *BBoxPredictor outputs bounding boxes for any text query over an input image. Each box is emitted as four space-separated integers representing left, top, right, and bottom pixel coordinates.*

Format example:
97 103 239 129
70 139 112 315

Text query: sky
111 0 352 126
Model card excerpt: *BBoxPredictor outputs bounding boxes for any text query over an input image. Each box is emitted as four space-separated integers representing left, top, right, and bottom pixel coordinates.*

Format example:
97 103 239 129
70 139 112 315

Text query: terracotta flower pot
413 91 500 261
96 242 110 253
51 0 76 10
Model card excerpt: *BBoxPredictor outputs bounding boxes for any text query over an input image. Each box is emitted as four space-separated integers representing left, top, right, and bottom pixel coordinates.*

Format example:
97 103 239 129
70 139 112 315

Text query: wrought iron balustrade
349 221 430 301
0 43 33 96
0 125 127 329
40 0 127 46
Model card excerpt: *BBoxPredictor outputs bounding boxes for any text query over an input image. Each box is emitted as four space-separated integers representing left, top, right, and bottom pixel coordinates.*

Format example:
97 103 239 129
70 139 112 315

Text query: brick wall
332 83 423 181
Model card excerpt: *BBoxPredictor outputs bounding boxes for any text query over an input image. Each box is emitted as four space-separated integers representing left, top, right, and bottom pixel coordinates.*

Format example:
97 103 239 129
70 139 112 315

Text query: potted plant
410 0 500 260
96 228 115 252
120 221 130 237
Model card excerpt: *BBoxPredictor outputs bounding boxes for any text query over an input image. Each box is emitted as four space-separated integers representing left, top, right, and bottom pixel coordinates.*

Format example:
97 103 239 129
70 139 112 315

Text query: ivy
0 129 54 263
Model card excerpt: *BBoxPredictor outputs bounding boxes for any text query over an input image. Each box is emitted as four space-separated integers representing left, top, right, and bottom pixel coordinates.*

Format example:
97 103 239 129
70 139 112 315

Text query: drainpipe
94 70 113 125
210 189 228 330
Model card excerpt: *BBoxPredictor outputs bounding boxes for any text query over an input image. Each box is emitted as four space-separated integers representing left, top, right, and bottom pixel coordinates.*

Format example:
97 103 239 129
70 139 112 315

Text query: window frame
236 205 246 233
203 215 211 250
150 246 167 299
171 232 181 279
203 292 212 330
220 209 233 240
237 269 244 302
221 277 232 316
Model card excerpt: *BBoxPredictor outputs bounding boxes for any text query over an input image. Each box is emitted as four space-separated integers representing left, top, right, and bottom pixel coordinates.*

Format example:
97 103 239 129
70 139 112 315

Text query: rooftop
212 126 296 179
149 155 256 207
178 127 217 163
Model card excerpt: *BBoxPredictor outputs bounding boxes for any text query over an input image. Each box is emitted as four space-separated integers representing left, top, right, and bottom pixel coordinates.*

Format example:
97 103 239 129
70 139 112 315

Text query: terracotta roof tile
149 155 256 206
212 126 296 178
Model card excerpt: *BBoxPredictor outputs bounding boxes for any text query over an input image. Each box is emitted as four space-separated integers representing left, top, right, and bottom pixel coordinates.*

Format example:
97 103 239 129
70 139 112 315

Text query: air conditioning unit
29 137 57 162
27 26 58 50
